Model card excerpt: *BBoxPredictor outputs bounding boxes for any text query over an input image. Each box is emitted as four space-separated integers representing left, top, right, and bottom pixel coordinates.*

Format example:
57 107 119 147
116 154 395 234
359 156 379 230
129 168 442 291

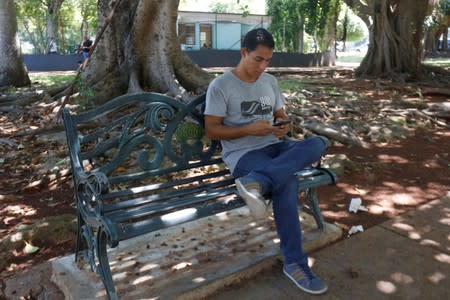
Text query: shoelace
298 263 315 281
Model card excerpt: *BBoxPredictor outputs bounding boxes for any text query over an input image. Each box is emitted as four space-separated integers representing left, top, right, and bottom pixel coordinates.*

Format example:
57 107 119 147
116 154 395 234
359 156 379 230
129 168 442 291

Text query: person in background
204 28 329 295
81 35 93 61
48 37 58 54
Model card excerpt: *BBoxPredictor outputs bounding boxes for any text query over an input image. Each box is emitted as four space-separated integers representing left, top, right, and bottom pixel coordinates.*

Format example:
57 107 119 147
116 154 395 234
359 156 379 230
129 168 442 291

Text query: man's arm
205 115 274 140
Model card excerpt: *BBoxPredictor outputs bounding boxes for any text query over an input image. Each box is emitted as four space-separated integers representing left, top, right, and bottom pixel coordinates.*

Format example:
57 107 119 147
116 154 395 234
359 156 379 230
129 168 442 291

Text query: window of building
178 23 195 45
200 24 212 48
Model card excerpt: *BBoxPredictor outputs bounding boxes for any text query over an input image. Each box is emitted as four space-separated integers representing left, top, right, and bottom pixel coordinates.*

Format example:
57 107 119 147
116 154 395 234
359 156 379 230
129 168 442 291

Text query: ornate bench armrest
75 170 109 219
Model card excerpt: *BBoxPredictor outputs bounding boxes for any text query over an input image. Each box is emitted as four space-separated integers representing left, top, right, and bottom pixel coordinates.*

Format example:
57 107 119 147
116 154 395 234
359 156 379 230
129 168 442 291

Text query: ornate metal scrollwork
96 102 177 174
163 101 219 166
76 171 109 218
79 95 219 179
78 224 100 274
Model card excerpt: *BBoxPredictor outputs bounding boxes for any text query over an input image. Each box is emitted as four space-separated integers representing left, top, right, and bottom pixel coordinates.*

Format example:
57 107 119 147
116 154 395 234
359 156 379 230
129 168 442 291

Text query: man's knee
304 136 329 160
315 136 330 148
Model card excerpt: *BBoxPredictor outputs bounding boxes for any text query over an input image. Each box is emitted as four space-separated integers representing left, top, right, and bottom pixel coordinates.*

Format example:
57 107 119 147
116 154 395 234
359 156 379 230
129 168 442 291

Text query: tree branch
343 0 372 27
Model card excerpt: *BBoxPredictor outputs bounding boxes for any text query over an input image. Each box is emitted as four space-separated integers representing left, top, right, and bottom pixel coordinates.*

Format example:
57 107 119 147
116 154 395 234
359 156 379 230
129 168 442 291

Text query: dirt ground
1 66 449 287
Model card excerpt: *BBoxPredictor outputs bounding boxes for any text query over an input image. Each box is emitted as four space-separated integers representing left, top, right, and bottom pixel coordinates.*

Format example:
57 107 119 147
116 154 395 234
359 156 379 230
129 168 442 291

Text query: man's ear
240 47 248 58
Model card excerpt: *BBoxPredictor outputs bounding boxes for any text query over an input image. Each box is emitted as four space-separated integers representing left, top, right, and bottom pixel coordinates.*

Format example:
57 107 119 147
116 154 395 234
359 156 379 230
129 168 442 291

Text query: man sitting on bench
204 28 329 295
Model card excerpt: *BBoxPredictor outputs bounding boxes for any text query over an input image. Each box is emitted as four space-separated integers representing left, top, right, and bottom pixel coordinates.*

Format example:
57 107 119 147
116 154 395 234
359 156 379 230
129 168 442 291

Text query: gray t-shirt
204 71 285 173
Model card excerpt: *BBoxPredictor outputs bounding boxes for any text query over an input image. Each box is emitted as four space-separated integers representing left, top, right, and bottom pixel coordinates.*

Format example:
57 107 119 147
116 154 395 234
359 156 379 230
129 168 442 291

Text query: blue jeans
82 51 90 60
232 136 327 265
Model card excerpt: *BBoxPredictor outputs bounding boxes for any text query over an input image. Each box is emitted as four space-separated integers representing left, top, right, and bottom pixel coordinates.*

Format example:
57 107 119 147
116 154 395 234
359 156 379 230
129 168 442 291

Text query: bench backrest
63 93 222 186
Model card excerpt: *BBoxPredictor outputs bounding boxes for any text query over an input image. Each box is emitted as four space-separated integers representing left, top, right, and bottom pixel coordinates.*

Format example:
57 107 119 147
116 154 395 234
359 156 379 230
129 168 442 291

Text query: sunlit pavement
214 193 450 300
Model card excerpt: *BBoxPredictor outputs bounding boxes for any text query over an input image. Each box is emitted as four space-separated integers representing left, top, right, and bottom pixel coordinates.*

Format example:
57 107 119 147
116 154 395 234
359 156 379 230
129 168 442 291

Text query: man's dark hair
242 28 275 52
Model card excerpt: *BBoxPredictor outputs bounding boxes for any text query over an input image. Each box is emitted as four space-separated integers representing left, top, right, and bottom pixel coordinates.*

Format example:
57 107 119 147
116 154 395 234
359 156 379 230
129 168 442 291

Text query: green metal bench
62 92 337 299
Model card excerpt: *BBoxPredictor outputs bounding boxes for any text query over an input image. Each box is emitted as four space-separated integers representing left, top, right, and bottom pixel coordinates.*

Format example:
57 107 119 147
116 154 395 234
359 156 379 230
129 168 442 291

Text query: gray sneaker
235 178 268 218
283 262 328 294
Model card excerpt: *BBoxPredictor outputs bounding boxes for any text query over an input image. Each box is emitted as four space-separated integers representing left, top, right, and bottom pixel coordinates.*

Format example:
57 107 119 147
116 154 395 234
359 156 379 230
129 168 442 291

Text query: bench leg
75 213 83 261
97 228 119 300
305 187 325 230
75 212 91 261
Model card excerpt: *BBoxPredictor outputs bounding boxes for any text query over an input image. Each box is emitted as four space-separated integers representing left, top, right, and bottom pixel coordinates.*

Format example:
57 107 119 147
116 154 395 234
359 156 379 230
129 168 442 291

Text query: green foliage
336 6 365 42
208 0 250 16
278 78 307 92
209 1 237 13
6 86 18 94
174 123 204 143
15 0 97 54
302 0 331 38
74 74 94 99
74 76 95 111
425 0 450 30
267 0 304 52
267 0 338 52
15 0 48 53
240 4 250 17
440 0 450 15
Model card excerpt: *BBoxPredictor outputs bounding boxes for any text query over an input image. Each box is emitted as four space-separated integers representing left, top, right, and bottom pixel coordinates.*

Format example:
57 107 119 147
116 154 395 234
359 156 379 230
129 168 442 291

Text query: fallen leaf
23 241 40 254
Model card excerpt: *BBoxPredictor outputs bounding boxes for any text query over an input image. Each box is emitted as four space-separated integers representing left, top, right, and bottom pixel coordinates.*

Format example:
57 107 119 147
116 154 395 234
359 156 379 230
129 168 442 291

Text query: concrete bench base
52 206 342 299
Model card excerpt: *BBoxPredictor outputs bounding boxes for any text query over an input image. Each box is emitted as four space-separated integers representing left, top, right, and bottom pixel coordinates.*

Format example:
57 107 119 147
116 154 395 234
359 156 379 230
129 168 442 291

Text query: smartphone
273 119 291 126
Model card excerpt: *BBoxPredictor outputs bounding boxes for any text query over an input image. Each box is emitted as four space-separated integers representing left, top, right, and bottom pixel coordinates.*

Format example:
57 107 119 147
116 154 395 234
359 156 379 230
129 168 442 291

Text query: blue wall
24 51 335 71
216 23 242 50
185 50 334 68
24 54 82 71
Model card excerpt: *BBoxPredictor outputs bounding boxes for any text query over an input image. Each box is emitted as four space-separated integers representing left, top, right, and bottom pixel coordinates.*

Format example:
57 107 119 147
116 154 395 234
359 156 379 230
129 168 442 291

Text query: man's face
241 45 273 79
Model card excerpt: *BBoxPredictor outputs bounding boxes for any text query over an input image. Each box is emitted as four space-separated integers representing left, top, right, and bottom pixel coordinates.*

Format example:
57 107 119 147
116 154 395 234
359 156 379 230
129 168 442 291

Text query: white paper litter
348 225 364 236
348 197 369 213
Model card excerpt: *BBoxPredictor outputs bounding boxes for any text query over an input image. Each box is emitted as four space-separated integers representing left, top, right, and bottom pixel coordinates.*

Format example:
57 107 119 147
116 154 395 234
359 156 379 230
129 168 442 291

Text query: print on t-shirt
241 100 272 117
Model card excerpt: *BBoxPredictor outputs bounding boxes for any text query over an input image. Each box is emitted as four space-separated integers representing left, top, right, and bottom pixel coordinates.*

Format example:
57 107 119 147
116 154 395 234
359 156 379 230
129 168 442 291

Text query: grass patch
336 53 450 69
423 57 450 68
29 72 76 87
278 79 307 92
336 52 365 63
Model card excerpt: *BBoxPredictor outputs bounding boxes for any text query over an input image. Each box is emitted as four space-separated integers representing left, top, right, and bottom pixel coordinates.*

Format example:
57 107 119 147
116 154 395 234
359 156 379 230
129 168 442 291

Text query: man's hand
272 119 290 138
245 119 274 136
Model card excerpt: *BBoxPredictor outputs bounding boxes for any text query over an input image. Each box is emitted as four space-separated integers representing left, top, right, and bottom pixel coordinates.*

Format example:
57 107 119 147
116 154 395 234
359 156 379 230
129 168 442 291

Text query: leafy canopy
15 0 97 54
266 0 336 52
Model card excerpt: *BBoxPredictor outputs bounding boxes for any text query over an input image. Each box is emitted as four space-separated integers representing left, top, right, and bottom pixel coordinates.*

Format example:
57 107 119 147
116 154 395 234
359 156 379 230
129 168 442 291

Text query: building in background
177 11 271 51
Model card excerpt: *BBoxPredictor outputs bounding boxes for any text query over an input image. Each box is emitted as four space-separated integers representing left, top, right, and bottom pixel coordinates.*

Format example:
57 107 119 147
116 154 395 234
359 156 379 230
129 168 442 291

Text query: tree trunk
83 0 212 104
443 27 448 51
298 18 304 53
59 15 66 53
46 1 64 41
424 29 436 54
0 0 30 87
356 0 430 79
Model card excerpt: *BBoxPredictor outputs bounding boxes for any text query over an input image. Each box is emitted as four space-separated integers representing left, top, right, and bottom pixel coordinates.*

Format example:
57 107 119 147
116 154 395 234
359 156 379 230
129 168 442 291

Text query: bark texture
343 0 372 29
0 0 30 87
83 0 212 104
46 1 64 40
356 0 430 79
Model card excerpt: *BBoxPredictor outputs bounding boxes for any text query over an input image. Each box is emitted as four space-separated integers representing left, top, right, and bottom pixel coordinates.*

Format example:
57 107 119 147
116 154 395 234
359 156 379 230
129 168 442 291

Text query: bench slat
104 178 235 215
107 157 224 184
105 170 334 226
297 173 335 190
107 170 334 236
108 186 239 224
115 194 245 241
102 169 230 200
